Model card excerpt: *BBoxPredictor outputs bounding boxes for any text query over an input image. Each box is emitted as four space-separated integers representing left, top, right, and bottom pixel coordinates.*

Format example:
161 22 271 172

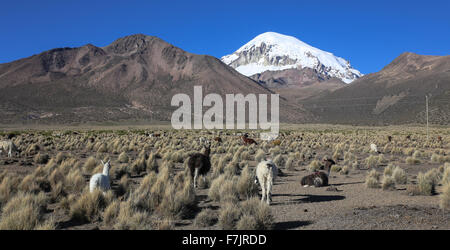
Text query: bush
440 182 450 211
392 167 407 184
69 190 111 223
417 172 435 196
382 175 396 190
34 153 50 164
236 166 259 200
0 192 48 230
406 156 420 165
365 169 380 189
194 209 218 227
218 202 241 230
118 152 129 163
308 160 320 172
340 165 349 175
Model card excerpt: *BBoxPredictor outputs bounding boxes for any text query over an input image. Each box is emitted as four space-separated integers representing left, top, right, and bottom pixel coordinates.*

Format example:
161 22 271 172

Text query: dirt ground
179 161 450 230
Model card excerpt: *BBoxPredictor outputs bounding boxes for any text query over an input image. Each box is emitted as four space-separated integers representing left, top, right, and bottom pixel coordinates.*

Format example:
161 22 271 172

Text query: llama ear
107 160 110 164
101 160 105 165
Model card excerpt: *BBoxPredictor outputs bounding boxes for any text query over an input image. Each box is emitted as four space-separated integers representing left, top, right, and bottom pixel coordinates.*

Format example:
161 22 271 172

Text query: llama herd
0 133 389 206
0 131 446 209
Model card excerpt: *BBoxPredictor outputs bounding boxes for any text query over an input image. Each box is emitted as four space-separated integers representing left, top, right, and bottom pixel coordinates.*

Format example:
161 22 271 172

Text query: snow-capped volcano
221 32 362 83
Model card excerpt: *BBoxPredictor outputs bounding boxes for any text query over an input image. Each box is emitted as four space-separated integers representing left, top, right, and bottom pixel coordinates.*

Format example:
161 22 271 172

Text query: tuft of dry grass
238 197 274 230
69 190 112 223
103 200 121 225
194 208 218 227
83 157 97 174
34 152 50 164
406 156 421 165
307 160 321 172
381 175 396 190
0 192 48 230
365 169 381 189
255 149 266 163
417 172 435 196
218 202 241 230
340 165 349 175
392 166 407 184
118 152 129 163
440 182 450 211
113 201 153 230
236 166 259 200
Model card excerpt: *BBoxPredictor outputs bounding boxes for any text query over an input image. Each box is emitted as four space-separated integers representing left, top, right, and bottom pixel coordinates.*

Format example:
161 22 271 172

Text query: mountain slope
0 34 309 124
221 32 362 84
301 52 450 125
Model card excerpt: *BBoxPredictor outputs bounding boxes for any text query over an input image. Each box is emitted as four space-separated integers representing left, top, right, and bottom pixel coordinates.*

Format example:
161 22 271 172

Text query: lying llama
370 143 381 154
255 160 278 205
89 160 111 193
0 140 21 158
242 134 257 145
187 141 211 188
301 158 336 187
214 137 222 143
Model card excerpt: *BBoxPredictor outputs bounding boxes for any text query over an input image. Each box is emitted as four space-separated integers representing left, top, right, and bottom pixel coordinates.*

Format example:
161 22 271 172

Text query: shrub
365 155 378 168
113 201 152 230
340 165 349 175
236 166 259 200
439 182 450 210
406 156 420 165
34 153 50 164
255 150 266 162
239 198 274 230
365 169 381 188
194 209 218 227
417 172 435 196
285 156 296 171
69 190 111 223
382 175 396 190
330 165 341 173
218 202 241 230
118 152 129 163
0 192 48 230
83 157 97 174
383 164 396 177
308 160 321 172
392 167 407 184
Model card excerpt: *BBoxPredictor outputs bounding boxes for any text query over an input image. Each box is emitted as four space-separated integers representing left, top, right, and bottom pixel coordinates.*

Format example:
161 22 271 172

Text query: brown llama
187 141 211 188
242 135 257 145
301 158 336 187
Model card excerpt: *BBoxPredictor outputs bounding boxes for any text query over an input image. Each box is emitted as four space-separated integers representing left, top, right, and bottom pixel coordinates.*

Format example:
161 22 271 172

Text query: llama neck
204 147 210 157
103 166 110 176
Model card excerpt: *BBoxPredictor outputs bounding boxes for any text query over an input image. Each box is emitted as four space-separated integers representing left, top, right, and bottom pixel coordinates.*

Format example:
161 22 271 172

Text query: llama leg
194 168 199 188
266 178 272 205
260 181 266 202
8 148 11 158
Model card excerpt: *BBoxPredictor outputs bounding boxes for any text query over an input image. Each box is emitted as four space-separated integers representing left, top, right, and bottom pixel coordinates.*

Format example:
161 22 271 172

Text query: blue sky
1 0 449 74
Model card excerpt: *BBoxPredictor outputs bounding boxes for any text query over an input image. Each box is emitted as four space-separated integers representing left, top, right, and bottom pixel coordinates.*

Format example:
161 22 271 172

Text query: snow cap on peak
221 32 362 83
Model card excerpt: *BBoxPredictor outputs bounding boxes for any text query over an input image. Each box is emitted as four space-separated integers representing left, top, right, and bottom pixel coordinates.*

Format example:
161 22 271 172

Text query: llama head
204 140 211 155
101 160 111 175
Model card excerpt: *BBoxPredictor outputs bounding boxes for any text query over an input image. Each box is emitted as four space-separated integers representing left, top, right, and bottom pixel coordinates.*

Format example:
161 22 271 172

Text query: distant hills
0 33 449 126
0 34 307 125
300 52 450 125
